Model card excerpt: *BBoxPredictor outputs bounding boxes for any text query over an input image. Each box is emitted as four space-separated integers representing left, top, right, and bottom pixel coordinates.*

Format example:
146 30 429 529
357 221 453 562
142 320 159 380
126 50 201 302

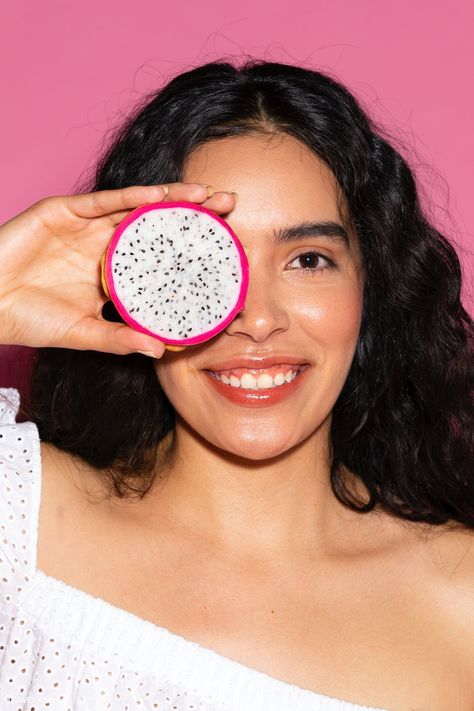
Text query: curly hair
29 58 474 528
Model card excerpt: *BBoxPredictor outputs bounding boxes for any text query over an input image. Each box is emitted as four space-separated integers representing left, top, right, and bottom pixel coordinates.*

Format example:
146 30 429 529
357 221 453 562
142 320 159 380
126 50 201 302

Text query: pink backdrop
1 0 473 397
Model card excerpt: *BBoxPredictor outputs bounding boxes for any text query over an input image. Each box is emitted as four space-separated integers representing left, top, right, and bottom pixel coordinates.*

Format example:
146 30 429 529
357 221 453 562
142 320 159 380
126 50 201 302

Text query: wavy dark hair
28 58 474 528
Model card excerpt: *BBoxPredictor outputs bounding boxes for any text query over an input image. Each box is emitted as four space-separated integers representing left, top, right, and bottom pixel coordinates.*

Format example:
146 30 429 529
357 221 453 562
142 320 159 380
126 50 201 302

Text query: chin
211 432 305 462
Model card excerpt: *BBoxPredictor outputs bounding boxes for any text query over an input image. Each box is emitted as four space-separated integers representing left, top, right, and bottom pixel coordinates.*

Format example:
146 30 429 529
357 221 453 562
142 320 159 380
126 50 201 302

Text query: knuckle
32 195 61 220
32 196 55 210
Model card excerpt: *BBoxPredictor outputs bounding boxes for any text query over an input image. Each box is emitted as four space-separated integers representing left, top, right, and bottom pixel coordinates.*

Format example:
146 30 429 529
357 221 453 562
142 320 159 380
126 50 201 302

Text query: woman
0 59 472 710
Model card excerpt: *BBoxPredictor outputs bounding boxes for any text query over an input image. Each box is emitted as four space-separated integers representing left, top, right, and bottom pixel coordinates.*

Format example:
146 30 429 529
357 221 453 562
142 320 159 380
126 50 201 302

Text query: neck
118 414 372 564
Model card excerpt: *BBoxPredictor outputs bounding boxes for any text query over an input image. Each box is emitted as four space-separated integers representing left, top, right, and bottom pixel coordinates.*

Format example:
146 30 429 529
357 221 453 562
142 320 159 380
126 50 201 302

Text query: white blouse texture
0 388 388 710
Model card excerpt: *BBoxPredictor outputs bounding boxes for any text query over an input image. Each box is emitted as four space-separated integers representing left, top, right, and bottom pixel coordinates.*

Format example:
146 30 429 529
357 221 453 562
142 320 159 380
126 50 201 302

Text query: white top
0 387 388 711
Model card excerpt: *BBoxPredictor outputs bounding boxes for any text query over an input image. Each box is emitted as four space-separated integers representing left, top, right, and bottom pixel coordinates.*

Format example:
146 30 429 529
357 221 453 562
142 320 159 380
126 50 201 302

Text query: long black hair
28 58 474 528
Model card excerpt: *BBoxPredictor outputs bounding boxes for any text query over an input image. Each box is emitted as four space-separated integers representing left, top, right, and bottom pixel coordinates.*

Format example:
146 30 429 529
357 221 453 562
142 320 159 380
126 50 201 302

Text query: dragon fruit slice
102 200 249 347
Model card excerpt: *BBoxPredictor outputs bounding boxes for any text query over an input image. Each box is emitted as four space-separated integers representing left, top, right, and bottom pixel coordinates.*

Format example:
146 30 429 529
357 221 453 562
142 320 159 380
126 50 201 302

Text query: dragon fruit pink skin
103 200 249 347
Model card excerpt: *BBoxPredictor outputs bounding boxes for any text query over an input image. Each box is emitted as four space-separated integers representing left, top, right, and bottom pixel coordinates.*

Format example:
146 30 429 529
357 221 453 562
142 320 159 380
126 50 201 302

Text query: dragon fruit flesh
102 201 249 347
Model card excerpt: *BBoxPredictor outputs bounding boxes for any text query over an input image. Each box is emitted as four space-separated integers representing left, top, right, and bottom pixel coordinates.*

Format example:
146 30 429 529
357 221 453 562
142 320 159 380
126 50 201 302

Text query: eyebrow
272 221 349 246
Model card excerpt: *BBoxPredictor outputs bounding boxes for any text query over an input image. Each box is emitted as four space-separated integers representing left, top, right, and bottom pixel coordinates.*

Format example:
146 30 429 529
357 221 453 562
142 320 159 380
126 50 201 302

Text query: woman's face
154 133 363 460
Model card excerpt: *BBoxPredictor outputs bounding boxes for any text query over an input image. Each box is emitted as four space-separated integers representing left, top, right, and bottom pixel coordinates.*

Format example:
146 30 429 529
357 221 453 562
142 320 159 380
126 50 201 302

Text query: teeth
257 373 274 389
212 370 299 389
241 373 257 389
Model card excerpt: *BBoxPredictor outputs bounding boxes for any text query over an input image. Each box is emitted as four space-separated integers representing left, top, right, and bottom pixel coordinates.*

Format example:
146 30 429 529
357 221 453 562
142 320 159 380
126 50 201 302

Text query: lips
203 365 309 407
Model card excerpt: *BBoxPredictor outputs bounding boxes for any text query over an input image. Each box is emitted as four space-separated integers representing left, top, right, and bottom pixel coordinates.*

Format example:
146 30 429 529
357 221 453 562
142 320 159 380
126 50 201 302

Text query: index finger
64 185 169 219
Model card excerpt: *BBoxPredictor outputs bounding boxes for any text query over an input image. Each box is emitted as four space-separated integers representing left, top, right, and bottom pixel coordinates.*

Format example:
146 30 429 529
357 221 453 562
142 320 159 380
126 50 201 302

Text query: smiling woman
0 59 473 711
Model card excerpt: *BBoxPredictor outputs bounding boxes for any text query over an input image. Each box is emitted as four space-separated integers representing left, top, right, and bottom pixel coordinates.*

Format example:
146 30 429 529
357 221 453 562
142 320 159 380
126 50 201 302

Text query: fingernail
231 192 238 204
137 350 162 359
158 185 169 195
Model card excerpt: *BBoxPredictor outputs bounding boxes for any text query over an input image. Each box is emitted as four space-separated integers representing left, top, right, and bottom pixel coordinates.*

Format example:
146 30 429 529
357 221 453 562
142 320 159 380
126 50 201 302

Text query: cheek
294 283 363 351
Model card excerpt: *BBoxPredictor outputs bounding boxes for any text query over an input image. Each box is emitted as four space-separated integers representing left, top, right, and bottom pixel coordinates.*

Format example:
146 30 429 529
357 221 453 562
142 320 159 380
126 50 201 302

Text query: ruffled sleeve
0 388 41 603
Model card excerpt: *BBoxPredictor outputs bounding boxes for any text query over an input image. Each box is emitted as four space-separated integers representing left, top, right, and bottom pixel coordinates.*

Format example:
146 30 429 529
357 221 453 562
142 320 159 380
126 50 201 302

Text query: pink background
1 0 473 395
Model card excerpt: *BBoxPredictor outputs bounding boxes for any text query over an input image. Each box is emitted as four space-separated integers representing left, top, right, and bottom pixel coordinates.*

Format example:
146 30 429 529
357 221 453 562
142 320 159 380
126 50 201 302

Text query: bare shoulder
421 523 474 597
38 441 111 548
413 523 474 678
40 440 108 503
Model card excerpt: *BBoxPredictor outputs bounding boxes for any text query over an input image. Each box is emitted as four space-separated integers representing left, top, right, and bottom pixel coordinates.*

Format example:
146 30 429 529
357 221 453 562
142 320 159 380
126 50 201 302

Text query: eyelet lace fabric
0 388 388 711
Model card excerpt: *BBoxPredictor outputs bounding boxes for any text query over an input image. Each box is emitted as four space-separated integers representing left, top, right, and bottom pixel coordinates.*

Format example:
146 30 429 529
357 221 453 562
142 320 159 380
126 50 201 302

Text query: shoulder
421 523 474 598
0 387 39 451
0 388 41 589
0 389 41 508
414 524 474 687
427 523 474 601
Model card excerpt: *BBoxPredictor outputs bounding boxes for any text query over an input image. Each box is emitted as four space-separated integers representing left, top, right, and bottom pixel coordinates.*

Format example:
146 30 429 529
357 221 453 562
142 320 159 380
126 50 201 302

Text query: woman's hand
0 184 237 357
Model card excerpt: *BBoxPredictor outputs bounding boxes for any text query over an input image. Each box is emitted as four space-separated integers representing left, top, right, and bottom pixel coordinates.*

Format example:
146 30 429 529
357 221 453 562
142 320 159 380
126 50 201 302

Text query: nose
224 266 290 343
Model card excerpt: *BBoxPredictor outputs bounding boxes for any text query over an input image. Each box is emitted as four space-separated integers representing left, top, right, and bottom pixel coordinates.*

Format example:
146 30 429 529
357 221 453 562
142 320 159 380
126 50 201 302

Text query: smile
206 365 305 390
202 365 310 407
